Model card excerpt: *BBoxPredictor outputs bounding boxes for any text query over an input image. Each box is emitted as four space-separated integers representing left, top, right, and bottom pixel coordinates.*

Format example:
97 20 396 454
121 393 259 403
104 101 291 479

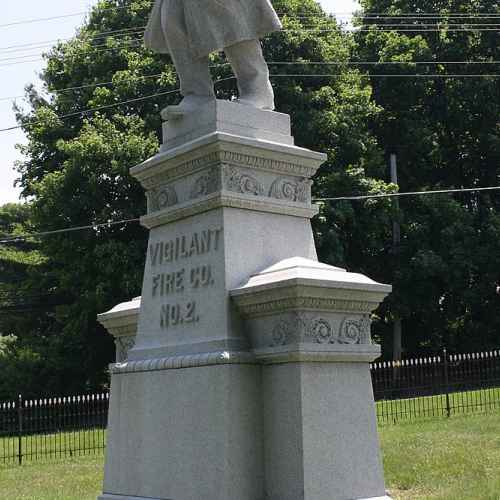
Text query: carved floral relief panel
148 185 178 213
115 336 136 362
223 166 264 196
268 177 310 203
146 163 313 213
264 312 372 348
190 167 220 199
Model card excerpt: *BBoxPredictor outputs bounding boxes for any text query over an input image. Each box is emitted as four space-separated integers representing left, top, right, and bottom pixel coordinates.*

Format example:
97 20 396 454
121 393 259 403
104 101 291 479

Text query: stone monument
144 0 282 113
96 5 392 500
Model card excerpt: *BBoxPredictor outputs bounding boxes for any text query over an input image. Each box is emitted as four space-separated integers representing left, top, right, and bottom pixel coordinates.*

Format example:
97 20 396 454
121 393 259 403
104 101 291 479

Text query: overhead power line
314 186 500 202
0 23 500 62
1 187 498 244
350 13 500 18
2 7 500 29
0 21 498 67
2 25 500 64
1 16 498 55
0 39 145 65
0 5 133 29
0 27 145 55
2 58 499 86
2 70 500 133
2 59 499 100
0 218 141 244
0 86 184 132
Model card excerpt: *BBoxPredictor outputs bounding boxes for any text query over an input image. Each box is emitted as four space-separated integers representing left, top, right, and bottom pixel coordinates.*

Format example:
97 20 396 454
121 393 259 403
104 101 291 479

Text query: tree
12 0 392 395
0 203 57 400
355 0 500 354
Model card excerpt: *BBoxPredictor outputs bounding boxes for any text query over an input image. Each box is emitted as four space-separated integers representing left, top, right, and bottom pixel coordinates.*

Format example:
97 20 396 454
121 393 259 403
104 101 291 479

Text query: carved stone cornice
138 149 318 193
141 193 319 229
236 296 381 318
139 151 221 190
109 324 138 338
130 133 326 191
230 257 391 364
97 301 140 339
189 167 220 199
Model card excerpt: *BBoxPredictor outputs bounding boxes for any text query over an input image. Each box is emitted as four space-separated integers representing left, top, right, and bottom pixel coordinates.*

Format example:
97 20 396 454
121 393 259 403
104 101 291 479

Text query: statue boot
166 53 216 117
225 39 275 111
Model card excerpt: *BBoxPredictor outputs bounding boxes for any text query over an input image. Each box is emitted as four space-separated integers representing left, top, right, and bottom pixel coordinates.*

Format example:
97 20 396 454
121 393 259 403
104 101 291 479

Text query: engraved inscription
161 301 200 329
149 228 222 265
190 265 215 288
152 269 185 297
150 227 223 330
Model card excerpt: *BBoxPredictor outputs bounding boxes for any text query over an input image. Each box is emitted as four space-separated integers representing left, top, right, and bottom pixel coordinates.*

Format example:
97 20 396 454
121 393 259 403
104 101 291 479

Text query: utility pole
390 153 402 360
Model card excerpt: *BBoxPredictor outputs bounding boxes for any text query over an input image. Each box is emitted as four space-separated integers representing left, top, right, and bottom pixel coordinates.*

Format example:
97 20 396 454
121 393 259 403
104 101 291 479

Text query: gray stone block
97 102 392 500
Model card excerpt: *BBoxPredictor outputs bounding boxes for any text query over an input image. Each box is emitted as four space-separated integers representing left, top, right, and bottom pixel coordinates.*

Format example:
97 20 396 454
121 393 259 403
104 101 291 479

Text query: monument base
98 103 392 500
101 363 263 500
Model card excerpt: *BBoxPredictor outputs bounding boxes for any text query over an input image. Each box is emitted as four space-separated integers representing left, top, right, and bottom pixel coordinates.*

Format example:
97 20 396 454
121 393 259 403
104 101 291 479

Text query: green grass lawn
381 413 500 499
0 455 103 500
0 413 499 499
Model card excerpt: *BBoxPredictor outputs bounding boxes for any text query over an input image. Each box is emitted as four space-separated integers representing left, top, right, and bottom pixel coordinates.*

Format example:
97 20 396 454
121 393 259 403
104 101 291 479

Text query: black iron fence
0 393 109 466
371 349 500 423
1 349 499 465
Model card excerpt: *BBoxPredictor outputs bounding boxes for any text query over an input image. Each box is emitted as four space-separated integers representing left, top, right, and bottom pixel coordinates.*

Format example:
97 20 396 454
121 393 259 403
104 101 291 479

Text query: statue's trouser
160 0 273 107
225 41 275 109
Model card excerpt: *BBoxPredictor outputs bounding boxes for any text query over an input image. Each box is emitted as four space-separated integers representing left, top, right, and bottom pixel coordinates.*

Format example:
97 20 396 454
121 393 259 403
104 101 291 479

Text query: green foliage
355 0 500 354
8 0 392 397
7 0 499 398
0 203 77 400
381 413 500 499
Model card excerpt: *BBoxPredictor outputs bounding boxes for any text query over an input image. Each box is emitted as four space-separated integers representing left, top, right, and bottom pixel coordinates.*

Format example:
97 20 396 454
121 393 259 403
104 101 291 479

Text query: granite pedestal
98 100 391 500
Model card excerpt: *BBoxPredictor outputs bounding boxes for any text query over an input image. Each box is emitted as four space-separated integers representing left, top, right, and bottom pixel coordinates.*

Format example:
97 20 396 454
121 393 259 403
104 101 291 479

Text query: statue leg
224 40 275 111
160 0 215 115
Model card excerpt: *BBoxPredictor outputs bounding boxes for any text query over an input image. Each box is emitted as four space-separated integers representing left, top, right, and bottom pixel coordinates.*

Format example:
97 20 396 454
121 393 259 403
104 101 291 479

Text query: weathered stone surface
262 362 388 500
228 257 391 499
99 365 263 500
161 99 293 151
130 103 325 228
231 256 391 363
126 105 323 362
145 2 281 112
98 102 392 500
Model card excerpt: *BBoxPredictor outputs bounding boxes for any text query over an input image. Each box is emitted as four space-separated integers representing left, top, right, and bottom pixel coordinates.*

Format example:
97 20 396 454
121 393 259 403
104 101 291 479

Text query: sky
0 0 359 206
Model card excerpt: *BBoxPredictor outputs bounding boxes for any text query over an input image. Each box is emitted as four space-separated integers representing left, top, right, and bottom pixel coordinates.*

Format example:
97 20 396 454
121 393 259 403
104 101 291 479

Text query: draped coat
144 0 282 59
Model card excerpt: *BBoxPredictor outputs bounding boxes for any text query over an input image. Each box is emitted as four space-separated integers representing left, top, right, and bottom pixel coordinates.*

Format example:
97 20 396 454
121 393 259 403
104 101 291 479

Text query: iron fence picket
0 391 109 466
0 348 499 464
372 348 500 423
